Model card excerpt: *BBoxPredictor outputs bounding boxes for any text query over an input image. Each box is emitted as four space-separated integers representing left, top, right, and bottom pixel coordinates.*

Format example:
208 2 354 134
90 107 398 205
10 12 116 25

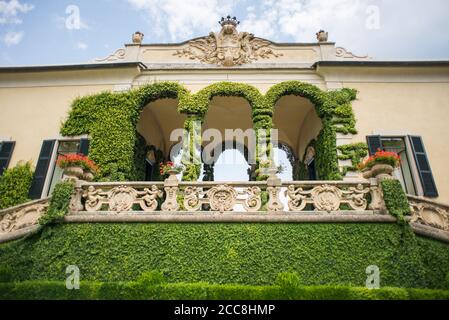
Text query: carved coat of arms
174 16 282 67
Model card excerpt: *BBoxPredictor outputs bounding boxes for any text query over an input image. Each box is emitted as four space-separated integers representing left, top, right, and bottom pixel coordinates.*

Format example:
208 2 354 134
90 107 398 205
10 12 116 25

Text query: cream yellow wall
0 85 113 167
348 82 449 203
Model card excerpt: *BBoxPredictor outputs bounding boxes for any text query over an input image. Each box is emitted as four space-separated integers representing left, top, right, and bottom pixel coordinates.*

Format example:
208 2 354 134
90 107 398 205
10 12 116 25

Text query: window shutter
78 138 90 156
366 135 382 156
29 140 56 199
409 136 438 198
0 141 16 176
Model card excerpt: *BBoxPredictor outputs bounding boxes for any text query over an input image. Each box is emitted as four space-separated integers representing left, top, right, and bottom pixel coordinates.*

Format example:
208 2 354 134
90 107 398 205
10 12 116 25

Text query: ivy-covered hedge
60 81 358 182
1 280 448 300
0 223 448 289
0 162 34 210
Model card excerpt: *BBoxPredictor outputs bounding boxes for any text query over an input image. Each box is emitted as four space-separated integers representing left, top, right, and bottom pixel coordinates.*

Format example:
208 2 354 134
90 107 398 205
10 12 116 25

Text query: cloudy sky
0 0 449 66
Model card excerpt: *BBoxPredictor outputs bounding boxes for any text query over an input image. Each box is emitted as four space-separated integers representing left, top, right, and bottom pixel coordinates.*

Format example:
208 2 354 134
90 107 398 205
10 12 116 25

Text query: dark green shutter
366 135 382 155
29 140 56 199
78 138 90 156
0 141 16 176
409 136 438 198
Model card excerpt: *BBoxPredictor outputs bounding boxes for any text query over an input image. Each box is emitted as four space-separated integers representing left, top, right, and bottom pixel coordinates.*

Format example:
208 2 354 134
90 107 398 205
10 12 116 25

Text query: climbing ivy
39 181 75 226
337 142 369 176
60 81 358 182
381 179 411 223
1 223 448 289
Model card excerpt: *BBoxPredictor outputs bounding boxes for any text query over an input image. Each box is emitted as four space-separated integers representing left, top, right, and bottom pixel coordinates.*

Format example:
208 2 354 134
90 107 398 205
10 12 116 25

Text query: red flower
57 153 99 173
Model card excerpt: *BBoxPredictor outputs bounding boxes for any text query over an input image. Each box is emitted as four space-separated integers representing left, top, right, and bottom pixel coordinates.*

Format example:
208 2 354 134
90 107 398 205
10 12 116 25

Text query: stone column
181 115 202 181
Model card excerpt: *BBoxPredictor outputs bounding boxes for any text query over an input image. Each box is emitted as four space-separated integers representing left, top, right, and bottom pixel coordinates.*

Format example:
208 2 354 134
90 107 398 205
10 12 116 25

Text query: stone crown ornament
174 16 282 67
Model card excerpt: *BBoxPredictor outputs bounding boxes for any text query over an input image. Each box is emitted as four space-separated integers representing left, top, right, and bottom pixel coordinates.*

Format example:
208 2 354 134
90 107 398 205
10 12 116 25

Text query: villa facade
0 16 448 240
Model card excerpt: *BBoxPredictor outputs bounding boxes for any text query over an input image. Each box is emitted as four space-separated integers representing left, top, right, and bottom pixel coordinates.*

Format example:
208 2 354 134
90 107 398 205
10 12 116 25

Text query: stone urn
132 31 144 44
82 170 95 182
316 30 328 42
362 168 373 179
371 164 394 180
165 169 180 183
63 166 83 181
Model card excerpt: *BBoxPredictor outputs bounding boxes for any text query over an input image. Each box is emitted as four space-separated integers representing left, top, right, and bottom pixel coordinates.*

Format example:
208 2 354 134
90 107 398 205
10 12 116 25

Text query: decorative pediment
173 16 282 67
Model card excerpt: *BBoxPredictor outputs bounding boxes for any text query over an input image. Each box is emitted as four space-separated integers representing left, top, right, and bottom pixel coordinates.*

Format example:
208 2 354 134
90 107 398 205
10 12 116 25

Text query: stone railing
408 195 449 241
67 175 385 217
0 197 50 243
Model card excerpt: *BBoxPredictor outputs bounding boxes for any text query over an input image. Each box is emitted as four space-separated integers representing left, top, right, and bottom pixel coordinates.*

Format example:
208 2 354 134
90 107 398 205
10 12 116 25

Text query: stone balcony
1 176 449 244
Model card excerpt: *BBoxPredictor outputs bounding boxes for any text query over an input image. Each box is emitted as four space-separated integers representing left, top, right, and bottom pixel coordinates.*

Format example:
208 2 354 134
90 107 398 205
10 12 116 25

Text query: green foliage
60 81 358 182
1 223 448 289
0 162 34 210
137 271 165 286
315 120 341 180
0 266 13 283
39 182 75 226
381 179 411 222
275 272 301 299
338 143 369 176
1 280 448 300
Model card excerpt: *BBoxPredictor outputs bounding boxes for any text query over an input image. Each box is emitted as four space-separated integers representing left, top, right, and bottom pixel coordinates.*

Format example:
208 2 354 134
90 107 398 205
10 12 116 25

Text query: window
366 135 438 198
380 138 417 195
47 140 81 195
29 138 89 199
0 141 16 176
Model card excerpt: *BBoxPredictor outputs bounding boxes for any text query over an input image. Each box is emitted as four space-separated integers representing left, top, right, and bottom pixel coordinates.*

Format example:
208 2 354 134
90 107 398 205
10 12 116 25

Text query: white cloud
125 0 449 59
3 30 24 46
127 0 237 41
76 42 88 50
240 0 363 43
0 0 34 24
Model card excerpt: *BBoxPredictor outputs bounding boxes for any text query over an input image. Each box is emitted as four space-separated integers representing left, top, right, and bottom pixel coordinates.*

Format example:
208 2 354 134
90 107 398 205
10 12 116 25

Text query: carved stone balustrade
71 179 382 215
408 195 449 231
282 180 377 213
75 182 165 213
0 198 50 243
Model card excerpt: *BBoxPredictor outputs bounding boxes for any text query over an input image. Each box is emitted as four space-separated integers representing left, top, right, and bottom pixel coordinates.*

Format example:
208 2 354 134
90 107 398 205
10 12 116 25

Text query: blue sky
1 0 449 66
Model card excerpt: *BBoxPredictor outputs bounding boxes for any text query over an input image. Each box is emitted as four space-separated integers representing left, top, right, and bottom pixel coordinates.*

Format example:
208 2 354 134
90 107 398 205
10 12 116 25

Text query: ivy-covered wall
60 81 359 181
0 223 448 289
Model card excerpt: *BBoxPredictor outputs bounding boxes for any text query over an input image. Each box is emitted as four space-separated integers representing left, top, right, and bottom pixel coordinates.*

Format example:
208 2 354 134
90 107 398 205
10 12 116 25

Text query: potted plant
159 161 183 181
358 149 401 179
57 154 99 181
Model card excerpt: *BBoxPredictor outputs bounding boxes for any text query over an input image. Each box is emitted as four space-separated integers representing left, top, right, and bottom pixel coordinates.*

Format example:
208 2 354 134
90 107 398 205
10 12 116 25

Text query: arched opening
273 142 296 181
273 95 322 180
137 98 186 181
201 96 254 181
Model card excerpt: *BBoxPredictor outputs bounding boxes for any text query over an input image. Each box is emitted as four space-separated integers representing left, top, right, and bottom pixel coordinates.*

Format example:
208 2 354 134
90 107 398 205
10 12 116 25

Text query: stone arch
266 81 340 180
265 81 335 119
178 82 268 120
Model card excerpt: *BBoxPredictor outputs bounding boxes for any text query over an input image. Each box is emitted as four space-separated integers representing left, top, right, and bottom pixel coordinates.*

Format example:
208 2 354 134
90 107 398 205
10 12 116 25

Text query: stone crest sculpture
174 16 282 67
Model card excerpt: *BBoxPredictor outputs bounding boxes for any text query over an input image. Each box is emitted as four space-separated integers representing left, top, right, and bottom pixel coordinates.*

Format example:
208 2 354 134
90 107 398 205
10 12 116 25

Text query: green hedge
1 280 448 300
0 223 448 289
0 161 34 210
